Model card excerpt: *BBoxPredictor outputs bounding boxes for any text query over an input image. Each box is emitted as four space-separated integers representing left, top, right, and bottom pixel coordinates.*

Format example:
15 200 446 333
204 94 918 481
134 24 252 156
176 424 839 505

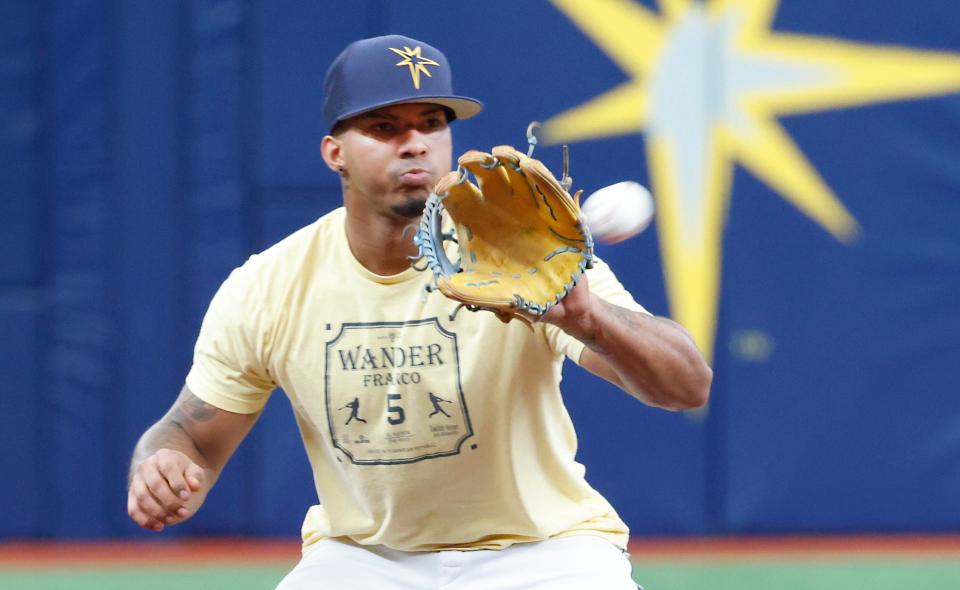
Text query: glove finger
457 150 513 203
490 146 536 206
433 170 480 211
516 151 582 224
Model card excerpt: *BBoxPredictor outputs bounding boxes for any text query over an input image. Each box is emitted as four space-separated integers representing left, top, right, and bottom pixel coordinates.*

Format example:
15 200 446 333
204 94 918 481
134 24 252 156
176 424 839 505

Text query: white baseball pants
275 534 640 589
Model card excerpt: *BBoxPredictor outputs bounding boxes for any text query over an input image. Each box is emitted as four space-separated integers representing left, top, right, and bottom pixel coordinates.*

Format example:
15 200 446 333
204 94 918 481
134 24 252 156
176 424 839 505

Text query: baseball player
126 35 711 589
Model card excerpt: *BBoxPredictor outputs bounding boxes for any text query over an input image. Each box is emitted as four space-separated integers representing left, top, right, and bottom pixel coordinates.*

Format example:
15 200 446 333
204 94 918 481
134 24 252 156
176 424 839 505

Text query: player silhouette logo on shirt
428 392 452 418
340 397 367 425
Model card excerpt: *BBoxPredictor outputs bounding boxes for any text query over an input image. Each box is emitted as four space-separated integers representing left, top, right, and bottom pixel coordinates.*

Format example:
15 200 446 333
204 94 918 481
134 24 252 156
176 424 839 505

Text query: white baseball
581 181 655 244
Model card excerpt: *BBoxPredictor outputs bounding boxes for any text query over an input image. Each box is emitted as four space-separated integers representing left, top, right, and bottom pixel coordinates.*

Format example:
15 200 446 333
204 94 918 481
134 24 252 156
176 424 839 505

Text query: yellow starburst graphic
390 45 440 89
545 0 960 361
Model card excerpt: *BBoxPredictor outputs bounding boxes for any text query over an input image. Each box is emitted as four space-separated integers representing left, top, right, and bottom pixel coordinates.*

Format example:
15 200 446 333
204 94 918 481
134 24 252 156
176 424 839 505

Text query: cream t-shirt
186 207 647 552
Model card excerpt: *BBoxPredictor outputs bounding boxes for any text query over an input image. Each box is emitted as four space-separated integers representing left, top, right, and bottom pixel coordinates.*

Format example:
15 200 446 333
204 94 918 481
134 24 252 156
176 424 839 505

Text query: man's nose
398 128 429 158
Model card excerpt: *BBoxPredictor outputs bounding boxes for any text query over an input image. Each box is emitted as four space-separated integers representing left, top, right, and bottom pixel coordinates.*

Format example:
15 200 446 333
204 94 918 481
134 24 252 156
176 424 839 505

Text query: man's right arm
127 384 262 531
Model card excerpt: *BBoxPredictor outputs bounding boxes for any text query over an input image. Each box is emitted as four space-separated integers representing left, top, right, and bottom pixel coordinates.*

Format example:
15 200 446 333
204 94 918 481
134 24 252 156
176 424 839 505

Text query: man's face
331 103 453 219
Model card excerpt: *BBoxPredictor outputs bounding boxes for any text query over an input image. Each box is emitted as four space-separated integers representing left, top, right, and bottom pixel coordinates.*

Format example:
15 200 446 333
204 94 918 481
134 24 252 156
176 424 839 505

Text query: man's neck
344 205 421 276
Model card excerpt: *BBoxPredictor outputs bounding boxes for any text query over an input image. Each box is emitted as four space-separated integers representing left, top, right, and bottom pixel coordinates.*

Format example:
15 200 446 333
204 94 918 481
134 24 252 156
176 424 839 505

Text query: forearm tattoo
132 392 218 472
171 393 218 425
606 300 641 330
581 299 642 353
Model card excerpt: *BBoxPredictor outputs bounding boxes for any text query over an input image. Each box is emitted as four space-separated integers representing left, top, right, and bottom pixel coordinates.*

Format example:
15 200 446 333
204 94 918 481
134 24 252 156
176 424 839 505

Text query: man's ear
321 135 345 174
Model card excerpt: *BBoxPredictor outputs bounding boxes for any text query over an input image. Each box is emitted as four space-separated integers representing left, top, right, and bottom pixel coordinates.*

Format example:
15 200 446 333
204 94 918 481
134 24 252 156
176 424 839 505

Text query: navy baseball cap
322 35 483 132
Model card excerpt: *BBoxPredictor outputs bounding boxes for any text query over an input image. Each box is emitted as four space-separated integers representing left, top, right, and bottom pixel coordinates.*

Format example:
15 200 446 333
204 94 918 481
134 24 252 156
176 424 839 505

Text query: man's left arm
542 274 712 411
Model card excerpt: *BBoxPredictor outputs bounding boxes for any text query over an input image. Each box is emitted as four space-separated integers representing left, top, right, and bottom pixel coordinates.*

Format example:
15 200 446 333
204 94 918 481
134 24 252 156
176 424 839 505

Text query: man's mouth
399 168 432 187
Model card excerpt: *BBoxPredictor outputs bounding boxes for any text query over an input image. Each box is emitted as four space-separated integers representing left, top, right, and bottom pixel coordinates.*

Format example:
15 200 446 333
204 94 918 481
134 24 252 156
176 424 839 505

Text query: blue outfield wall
2 0 959 539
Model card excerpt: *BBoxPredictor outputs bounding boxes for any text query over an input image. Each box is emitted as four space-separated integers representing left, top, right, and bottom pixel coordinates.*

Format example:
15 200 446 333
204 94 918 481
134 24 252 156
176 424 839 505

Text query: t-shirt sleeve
543 257 650 365
185 263 276 414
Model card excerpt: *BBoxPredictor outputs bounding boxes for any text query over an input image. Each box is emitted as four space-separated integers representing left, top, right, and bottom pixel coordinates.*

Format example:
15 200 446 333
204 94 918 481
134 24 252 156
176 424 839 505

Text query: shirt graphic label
324 318 472 465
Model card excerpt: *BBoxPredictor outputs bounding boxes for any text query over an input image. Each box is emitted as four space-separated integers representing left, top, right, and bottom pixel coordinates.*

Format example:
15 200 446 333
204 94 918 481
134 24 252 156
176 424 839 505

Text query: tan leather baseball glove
412 145 594 326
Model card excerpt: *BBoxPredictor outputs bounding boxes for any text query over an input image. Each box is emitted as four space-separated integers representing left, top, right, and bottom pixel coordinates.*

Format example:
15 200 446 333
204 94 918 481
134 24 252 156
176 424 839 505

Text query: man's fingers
127 491 163 531
129 478 171 527
185 463 205 492
157 456 192 502
129 508 164 531
127 450 206 531
142 466 185 514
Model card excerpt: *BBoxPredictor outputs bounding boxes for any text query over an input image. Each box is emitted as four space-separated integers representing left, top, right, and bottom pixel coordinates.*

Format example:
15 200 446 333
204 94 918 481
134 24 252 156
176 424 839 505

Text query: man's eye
424 118 445 129
371 122 395 133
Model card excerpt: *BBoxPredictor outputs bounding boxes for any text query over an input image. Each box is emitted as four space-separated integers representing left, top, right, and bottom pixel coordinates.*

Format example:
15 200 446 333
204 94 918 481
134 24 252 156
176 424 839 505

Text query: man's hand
127 385 262 532
541 274 598 342
127 449 208 532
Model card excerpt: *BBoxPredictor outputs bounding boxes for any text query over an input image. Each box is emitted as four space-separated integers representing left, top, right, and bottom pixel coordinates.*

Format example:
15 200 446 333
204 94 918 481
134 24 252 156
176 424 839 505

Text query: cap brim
332 96 483 130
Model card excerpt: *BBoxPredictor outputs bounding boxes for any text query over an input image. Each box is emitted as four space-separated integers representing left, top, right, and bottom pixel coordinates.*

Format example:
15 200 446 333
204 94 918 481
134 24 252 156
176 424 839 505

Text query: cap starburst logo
545 0 960 362
390 46 440 90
